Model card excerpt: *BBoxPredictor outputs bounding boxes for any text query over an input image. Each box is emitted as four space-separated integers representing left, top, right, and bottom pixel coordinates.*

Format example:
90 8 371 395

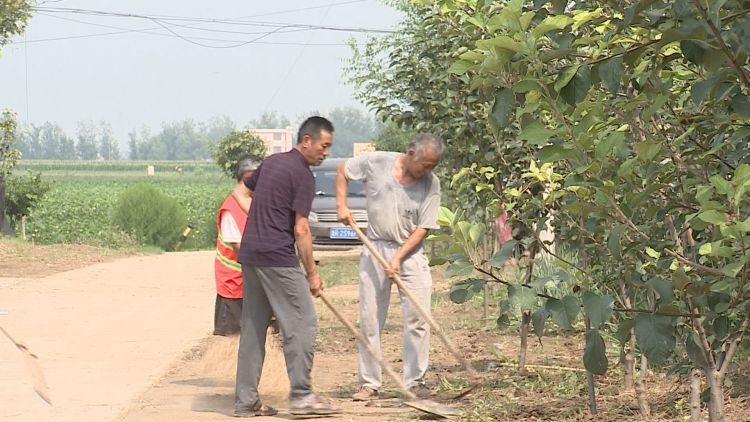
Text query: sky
0 0 402 144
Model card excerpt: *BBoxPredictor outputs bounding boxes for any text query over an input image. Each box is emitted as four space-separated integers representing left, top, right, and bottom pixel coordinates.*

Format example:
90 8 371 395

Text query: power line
32 6 396 34
12 12 367 46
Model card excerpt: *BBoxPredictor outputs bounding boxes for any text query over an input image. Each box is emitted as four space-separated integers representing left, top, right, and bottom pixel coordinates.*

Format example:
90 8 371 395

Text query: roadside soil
3 240 750 421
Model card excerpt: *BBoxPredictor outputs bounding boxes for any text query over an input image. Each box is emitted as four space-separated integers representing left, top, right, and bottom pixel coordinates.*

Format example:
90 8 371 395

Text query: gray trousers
235 264 317 411
358 240 432 389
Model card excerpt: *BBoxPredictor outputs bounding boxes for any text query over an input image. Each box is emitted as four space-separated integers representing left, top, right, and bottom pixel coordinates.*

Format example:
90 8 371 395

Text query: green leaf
731 94 750 118
531 15 574 38
447 59 473 75
616 319 634 345
518 122 558 146
532 308 549 339
645 247 660 259
489 239 517 268
598 56 623 93
722 261 744 278
537 145 579 163
545 295 580 330
449 279 484 304
437 206 455 227
512 79 542 93
583 329 608 375
509 285 538 310
468 223 485 247
634 314 676 366
560 65 591 106
698 210 727 225
582 291 614 328
481 35 523 53
595 131 625 161
446 257 474 277
490 88 515 132
672 267 691 290
449 286 473 304
607 224 626 260
690 77 716 105
554 65 580 92
646 278 674 305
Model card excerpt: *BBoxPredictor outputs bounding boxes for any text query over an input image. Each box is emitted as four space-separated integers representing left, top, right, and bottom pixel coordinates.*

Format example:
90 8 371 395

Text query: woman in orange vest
214 155 262 336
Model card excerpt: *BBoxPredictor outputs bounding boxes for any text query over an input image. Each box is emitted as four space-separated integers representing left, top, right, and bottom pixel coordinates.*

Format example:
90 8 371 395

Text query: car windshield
313 170 365 197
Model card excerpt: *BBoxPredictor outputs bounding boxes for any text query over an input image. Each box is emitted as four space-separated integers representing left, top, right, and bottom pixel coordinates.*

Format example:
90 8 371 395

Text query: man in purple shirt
234 116 337 417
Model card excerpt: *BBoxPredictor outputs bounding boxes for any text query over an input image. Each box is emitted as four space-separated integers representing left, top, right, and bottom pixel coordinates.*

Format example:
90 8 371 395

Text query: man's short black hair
297 116 334 144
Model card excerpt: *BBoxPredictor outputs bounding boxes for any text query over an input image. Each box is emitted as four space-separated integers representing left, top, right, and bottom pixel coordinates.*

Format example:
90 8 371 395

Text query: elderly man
336 133 443 401
234 116 337 417
213 155 262 336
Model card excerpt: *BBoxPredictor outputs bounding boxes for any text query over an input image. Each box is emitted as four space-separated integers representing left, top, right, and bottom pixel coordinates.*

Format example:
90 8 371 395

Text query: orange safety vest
214 194 248 299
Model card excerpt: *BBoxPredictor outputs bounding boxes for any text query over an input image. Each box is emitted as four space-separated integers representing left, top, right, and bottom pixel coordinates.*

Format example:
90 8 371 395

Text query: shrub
5 171 51 224
212 130 267 178
112 183 187 251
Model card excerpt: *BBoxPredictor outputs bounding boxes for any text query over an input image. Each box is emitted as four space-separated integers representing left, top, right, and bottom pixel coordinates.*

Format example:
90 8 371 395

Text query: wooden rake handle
349 224 479 380
318 292 417 400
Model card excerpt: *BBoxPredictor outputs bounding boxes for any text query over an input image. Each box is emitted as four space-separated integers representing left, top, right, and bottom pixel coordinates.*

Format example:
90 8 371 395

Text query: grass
317 257 360 288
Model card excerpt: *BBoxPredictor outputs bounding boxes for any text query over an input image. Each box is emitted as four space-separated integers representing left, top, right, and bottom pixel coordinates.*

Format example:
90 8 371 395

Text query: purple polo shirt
238 148 314 267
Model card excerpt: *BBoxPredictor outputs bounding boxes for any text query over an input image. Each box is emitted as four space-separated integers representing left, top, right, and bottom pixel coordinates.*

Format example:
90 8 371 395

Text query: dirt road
0 250 426 421
0 251 216 422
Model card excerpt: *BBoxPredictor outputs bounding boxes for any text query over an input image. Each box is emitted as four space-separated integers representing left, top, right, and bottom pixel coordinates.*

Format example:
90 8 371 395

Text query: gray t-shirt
345 151 441 245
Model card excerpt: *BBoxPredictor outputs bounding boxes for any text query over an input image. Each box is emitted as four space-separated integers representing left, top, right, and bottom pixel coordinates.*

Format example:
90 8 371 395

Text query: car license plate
330 227 358 239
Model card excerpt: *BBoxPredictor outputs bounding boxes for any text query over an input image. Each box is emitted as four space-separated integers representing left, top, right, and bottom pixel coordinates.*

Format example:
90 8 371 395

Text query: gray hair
407 133 444 159
236 155 262 181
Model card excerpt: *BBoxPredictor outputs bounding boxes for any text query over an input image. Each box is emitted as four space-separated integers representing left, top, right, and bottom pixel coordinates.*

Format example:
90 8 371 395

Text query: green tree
98 121 120 160
0 0 32 234
348 1 750 419
212 130 268 178
327 106 376 157
250 110 291 129
0 110 20 234
0 1 31 46
372 120 415 152
76 121 99 160
5 171 50 224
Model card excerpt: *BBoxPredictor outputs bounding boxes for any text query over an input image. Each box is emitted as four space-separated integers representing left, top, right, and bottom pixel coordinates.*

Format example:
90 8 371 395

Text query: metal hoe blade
405 399 461 418
318 293 459 418
0 325 53 405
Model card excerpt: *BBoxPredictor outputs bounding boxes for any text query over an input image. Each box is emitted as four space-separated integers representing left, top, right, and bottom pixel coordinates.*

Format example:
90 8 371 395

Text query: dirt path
1 249 436 422
0 251 216 422
117 284 429 422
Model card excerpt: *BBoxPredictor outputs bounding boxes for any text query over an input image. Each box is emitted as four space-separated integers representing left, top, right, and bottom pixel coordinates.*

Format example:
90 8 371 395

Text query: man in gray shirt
336 134 443 401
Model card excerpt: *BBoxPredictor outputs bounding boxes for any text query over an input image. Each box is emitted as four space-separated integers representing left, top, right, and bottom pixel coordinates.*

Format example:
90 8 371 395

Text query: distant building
250 128 295 155
353 142 375 157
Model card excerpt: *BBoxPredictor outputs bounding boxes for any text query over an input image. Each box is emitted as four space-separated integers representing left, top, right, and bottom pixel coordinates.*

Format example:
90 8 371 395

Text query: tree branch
690 0 750 90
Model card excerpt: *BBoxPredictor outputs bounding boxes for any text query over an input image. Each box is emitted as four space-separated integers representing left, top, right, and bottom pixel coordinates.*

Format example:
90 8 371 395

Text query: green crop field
16 160 233 250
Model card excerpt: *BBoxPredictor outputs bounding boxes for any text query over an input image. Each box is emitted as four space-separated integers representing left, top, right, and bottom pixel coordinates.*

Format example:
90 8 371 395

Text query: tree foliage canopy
347 0 750 417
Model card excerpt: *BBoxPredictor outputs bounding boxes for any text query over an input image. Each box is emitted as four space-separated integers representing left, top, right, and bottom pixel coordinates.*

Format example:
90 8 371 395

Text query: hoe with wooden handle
0 325 52 405
318 293 459 418
349 224 481 393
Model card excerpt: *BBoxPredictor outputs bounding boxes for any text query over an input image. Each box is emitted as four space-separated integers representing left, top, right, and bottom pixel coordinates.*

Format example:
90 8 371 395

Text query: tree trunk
519 311 530 374
619 277 635 390
624 335 635 390
635 354 651 419
0 175 12 235
483 283 489 321
706 369 725 422
690 368 703 422
585 317 598 415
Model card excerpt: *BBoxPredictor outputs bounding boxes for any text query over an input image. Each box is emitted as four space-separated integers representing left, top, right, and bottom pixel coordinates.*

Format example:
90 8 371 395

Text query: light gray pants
358 240 432 389
235 264 317 411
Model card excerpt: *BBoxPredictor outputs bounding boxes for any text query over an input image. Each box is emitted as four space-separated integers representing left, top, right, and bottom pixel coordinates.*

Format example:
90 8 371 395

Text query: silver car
309 158 368 249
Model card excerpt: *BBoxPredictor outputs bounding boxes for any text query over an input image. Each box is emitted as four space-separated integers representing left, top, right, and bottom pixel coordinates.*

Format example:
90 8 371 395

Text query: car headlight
308 212 318 223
